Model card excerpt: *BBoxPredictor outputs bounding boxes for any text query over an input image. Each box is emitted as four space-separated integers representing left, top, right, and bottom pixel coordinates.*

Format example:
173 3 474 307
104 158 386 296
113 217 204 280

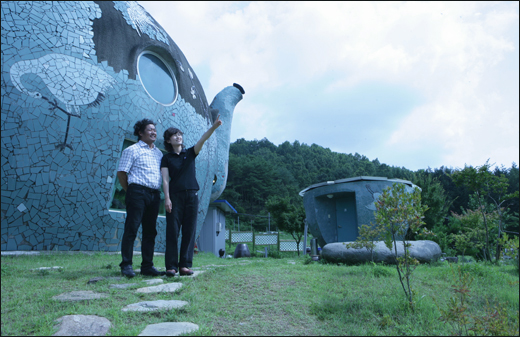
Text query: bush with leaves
448 207 498 260
451 160 519 262
344 223 384 262
374 182 428 310
265 196 306 256
499 233 519 272
436 264 519 336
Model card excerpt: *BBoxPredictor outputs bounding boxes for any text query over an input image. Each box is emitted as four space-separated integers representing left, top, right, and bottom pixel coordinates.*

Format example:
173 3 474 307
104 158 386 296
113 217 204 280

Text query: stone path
49 265 211 336
10 251 260 336
53 315 111 336
135 282 183 294
52 291 109 302
121 300 189 312
138 322 199 336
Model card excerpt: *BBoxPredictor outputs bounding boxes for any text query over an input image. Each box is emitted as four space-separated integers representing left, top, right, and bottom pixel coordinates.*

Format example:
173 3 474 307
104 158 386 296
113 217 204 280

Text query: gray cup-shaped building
300 176 420 248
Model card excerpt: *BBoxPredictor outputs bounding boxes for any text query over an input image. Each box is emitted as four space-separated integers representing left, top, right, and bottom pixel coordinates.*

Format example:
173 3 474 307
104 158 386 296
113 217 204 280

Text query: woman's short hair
133 118 155 140
163 127 184 153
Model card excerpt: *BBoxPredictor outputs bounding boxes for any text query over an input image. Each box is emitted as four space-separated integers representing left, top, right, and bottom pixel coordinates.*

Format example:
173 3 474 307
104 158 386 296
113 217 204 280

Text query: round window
137 51 178 105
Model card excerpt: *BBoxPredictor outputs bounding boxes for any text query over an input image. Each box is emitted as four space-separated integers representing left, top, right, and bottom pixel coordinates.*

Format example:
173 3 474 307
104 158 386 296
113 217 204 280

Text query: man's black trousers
120 184 160 270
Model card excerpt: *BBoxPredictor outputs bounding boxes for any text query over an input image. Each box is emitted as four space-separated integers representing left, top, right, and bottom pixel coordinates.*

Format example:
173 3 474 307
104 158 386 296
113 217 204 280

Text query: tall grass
1 251 518 336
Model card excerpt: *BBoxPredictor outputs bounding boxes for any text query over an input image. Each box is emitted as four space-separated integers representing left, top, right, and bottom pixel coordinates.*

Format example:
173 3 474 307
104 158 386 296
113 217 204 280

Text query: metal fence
226 229 306 253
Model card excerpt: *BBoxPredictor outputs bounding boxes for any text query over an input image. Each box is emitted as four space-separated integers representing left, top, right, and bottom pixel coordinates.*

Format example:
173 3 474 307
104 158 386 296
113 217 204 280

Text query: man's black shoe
141 266 166 276
121 265 136 278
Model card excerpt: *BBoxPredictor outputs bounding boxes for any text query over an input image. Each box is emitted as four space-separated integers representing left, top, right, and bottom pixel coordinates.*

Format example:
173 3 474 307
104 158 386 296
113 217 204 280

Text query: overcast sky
139 1 519 171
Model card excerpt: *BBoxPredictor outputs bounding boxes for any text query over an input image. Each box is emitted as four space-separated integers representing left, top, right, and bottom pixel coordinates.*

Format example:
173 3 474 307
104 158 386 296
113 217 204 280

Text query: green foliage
451 160 519 262
344 223 384 262
436 264 474 336
220 140 519 252
221 138 417 218
412 170 452 232
499 233 519 272
374 183 428 310
265 196 306 256
435 264 519 336
448 207 498 260
371 262 394 278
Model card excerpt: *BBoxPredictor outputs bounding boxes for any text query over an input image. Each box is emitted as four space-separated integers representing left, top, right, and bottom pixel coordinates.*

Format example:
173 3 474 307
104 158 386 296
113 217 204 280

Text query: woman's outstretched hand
212 114 223 129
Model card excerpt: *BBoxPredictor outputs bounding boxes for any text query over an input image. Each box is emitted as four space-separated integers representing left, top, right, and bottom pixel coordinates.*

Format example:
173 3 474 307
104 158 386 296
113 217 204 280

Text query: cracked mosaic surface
1 1 242 252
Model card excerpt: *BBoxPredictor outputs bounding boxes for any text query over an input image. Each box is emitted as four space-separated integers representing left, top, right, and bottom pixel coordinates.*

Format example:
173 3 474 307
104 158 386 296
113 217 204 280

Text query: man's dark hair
133 119 155 140
163 127 184 153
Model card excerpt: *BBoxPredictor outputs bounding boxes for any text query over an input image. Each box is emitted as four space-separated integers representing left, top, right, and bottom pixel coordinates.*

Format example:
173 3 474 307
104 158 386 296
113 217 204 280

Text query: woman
161 115 222 276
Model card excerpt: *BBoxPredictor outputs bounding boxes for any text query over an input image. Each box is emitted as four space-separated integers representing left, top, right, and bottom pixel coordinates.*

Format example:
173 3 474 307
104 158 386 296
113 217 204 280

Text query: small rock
121 300 188 312
135 283 183 294
52 291 109 301
138 322 199 336
88 277 105 284
143 279 163 285
53 314 111 336
110 283 137 289
31 266 63 271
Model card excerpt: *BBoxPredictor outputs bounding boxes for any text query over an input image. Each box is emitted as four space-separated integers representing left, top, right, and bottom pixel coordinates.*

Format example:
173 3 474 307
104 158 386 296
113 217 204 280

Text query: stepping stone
143 279 163 285
31 266 63 271
287 261 296 265
135 283 183 294
138 322 199 336
53 314 111 336
122 300 189 312
88 277 105 284
110 283 137 289
52 291 108 301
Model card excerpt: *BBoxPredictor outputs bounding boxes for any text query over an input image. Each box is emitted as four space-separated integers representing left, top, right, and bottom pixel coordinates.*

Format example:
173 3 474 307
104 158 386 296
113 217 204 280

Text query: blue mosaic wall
1 1 243 251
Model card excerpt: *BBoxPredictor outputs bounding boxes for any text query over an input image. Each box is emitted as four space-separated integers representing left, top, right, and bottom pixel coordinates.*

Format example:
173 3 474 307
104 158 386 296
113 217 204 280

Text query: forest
219 138 519 257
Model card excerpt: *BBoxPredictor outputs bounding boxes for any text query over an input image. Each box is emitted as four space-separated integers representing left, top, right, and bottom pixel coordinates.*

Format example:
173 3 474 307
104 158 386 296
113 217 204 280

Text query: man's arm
117 171 129 191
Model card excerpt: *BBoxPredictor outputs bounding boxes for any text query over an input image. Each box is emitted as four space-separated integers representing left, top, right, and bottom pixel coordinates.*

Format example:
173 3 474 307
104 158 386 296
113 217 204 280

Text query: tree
374 183 428 310
412 169 452 231
451 160 519 261
265 196 306 256
448 208 493 262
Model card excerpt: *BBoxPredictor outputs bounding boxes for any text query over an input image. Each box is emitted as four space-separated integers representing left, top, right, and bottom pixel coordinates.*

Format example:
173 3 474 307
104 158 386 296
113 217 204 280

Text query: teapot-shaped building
300 177 420 248
1 1 244 251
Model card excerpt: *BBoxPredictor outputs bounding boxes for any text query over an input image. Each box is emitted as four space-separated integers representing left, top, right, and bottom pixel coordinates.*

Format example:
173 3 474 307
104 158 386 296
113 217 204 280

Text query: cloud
140 1 519 170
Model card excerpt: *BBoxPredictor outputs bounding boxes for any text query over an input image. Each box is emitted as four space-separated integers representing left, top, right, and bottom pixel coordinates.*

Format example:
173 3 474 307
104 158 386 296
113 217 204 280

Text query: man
117 119 165 277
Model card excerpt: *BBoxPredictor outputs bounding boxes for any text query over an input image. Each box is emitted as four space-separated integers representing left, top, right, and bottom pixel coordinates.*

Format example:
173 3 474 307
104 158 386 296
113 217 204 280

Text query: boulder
322 240 442 264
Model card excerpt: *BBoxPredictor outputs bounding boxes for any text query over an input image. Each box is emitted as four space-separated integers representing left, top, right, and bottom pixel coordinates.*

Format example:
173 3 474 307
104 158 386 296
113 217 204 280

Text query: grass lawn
1 250 518 336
